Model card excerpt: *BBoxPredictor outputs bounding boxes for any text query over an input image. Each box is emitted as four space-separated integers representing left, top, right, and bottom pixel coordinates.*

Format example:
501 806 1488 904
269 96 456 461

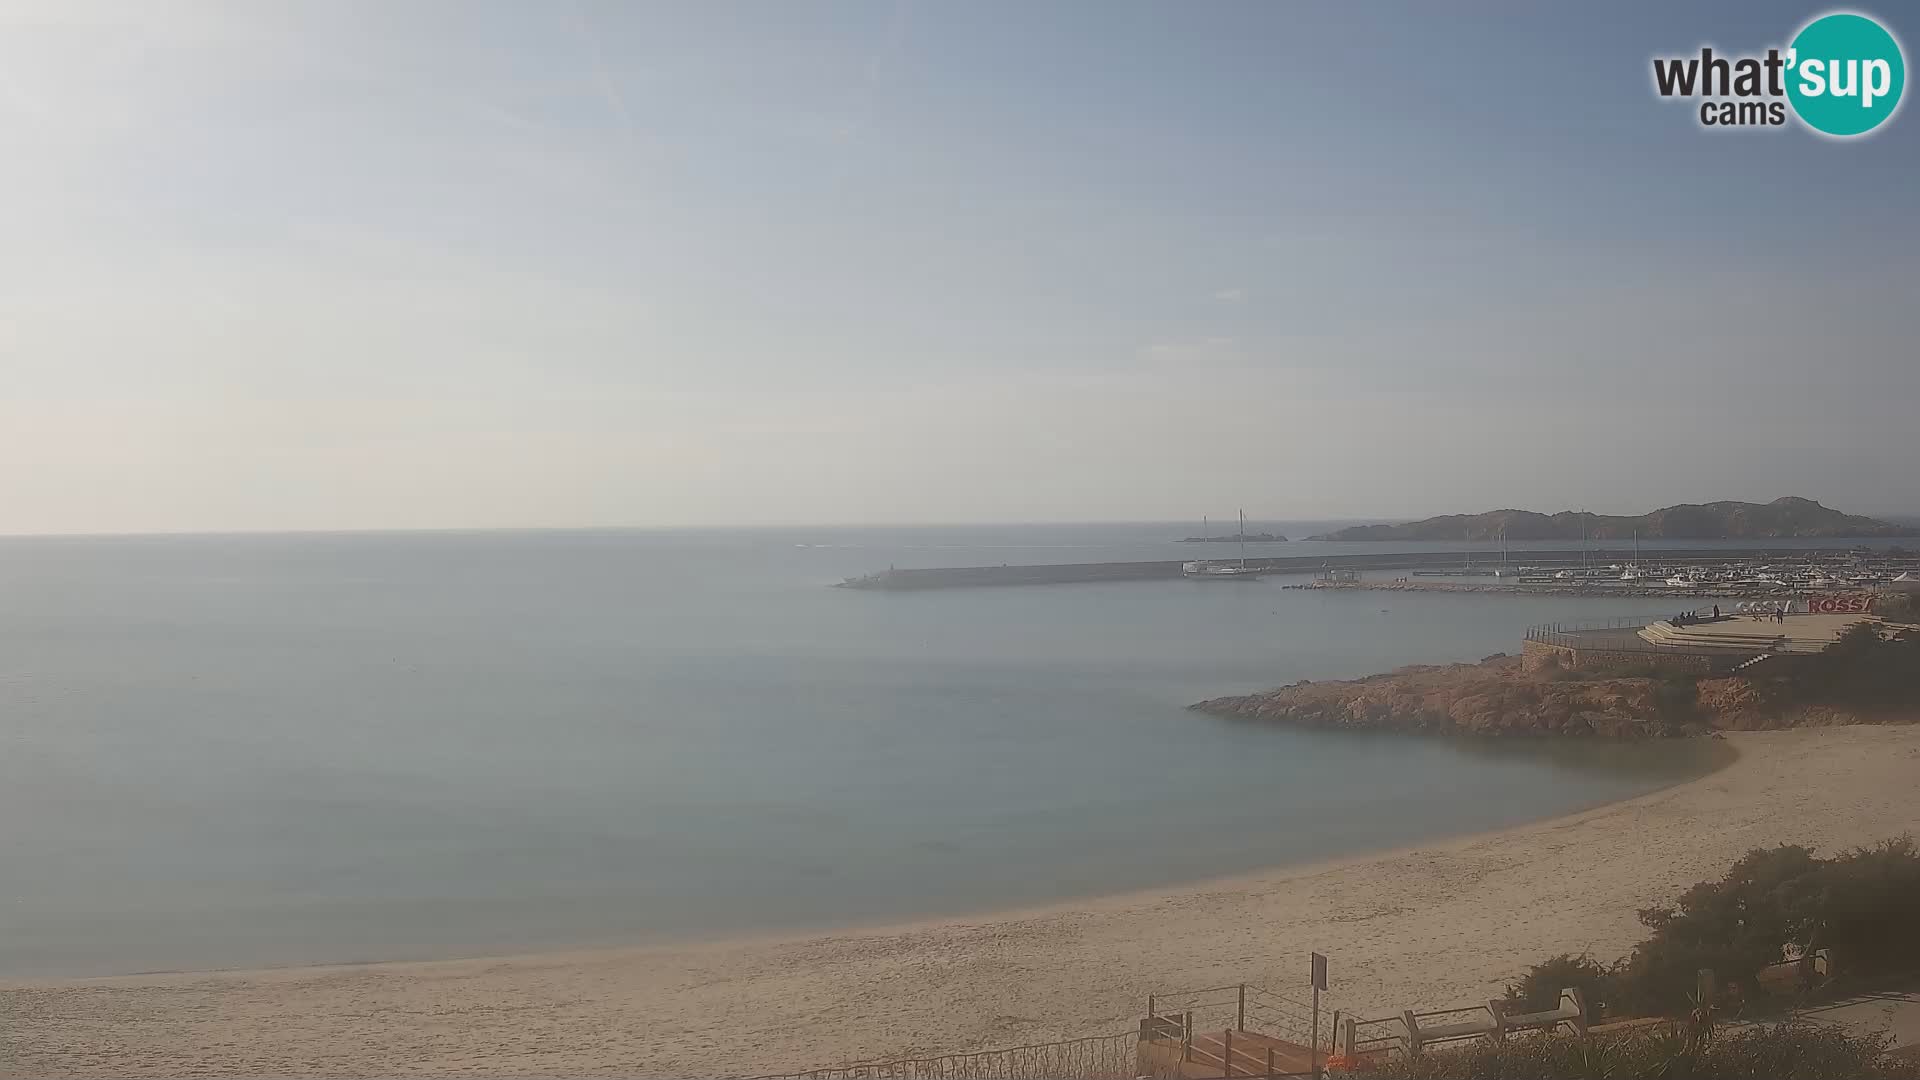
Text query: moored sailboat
1184 510 1264 579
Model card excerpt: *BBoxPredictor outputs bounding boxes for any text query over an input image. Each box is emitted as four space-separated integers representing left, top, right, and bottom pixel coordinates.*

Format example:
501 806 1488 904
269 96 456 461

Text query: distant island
1305 497 1917 542
1177 532 1287 543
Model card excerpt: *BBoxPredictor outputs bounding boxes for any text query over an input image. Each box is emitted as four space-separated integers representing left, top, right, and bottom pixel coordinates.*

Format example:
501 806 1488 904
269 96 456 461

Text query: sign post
1311 952 1328 1080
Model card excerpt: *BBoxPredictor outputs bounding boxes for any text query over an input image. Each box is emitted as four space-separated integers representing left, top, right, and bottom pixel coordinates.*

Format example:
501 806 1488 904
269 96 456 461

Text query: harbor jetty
835 547 1907 590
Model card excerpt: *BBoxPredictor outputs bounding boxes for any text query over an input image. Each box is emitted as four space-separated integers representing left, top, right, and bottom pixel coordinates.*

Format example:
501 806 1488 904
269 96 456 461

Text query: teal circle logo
1786 12 1906 136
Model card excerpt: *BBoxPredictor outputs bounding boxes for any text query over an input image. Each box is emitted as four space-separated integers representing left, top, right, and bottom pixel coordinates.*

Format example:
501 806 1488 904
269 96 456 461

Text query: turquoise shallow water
0 524 1767 977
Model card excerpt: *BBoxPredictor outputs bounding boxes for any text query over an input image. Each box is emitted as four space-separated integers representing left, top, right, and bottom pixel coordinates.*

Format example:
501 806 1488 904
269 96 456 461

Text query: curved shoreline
6 726 1919 1077
9 735 1732 982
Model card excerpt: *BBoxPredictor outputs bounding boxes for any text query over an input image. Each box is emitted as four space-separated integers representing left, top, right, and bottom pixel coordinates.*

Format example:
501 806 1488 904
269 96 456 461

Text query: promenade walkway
1794 985 1920 1060
1638 612 1888 654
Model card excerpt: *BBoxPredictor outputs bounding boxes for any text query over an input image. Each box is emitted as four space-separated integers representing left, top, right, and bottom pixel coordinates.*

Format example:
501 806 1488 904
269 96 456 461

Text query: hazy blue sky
3 1 1915 532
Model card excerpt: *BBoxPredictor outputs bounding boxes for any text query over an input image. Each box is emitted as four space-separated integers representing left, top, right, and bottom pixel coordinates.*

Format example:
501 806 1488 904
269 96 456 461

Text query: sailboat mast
1239 509 1248 569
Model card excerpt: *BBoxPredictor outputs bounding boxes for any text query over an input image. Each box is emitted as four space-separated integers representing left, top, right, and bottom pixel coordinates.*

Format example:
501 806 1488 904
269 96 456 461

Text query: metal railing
1138 981 1337 1078
1145 983 1321 1049
1340 1004 1490 1060
1524 616 1685 654
1339 988 1593 1061
1400 1002 1497 1053
1341 1013 1409 1061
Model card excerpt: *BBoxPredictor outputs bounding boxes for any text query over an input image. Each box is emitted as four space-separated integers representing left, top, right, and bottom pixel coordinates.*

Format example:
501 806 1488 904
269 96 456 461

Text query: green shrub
1507 837 1920 1021
1337 1022 1918 1080
1817 836 1920 976
1613 844 1826 1016
1502 953 1613 1024
1790 624 1920 707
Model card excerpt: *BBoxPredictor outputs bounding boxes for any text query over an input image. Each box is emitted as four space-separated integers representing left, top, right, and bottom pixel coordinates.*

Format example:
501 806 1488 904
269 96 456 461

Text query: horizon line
3 510 1917 543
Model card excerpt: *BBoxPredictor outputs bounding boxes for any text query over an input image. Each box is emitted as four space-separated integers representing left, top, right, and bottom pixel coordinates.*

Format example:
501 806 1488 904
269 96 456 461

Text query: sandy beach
5 724 1919 1078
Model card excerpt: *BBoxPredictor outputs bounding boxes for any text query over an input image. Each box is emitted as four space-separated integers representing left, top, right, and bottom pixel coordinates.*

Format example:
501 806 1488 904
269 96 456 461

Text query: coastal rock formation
1305 497 1916 542
1191 656 1691 739
1193 650 1919 738
1692 677 1786 729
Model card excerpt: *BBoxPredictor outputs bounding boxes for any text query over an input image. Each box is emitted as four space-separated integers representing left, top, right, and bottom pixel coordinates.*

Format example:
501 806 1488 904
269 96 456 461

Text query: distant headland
1306 497 1917 542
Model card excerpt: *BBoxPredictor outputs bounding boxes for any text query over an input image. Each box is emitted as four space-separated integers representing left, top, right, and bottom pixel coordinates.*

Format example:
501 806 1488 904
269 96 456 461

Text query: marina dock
836 547 1900 590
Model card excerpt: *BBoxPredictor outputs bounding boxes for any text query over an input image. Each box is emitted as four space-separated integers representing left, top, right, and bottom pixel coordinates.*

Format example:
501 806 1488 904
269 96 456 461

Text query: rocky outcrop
1693 677 1881 730
1192 655 1695 739
1693 677 1786 729
1196 632 1920 738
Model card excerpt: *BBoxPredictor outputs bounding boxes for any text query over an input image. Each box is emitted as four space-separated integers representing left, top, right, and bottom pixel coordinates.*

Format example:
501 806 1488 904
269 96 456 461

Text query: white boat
1619 532 1643 581
1182 560 1263 579
1185 510 1263 579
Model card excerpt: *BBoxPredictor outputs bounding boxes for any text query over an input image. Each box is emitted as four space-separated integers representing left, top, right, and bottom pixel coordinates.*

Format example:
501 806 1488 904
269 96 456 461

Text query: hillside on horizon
1306 497 1919 542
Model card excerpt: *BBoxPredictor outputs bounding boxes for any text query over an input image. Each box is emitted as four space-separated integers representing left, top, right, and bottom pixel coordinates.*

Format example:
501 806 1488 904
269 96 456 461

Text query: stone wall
1521 639 1574 673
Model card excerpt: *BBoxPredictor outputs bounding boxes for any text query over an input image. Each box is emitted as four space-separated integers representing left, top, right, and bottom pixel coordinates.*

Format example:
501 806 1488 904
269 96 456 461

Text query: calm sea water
0 522 1821 977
